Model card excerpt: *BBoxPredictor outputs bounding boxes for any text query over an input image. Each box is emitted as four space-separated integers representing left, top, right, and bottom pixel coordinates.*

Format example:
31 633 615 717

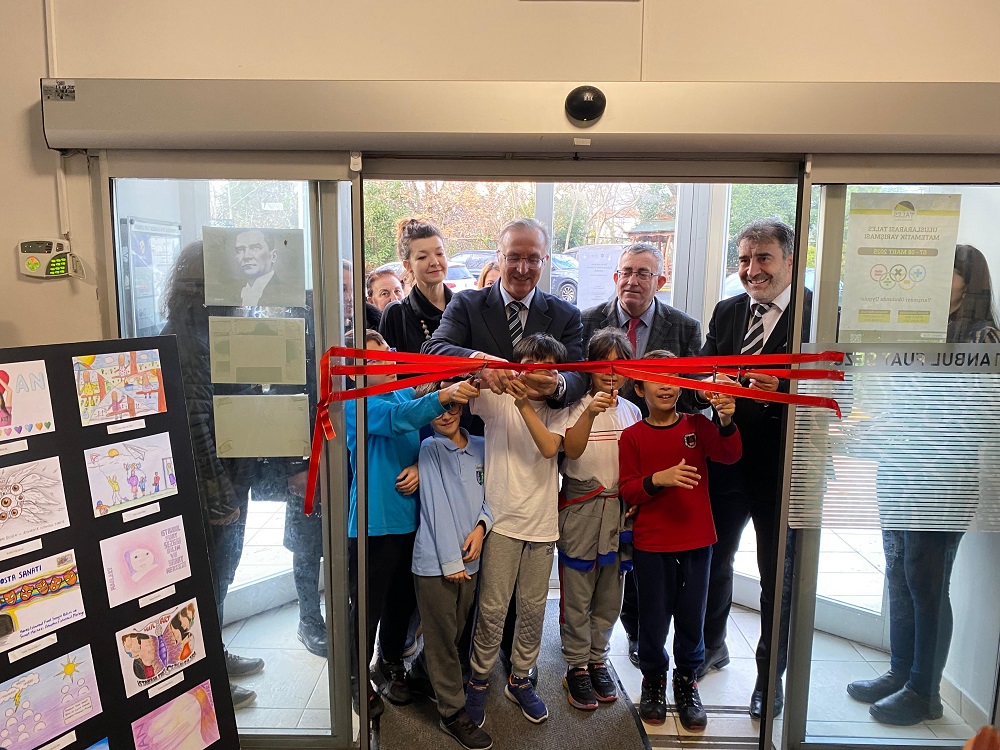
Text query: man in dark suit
580 242 703 666
699 218 811 720
424 218 588 684
233 229 301 307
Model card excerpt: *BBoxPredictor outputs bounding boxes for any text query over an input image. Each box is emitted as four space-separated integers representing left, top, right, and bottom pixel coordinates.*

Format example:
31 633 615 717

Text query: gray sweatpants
471 532 554 680
414 572 478 718
558 561 625 668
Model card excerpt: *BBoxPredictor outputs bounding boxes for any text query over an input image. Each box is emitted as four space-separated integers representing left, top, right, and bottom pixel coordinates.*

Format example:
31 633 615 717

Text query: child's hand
440 380 480 406
710 393 736 425
587 390 615 416
698 373 737 402
624 504 639 519
505 377 530 405
395 464 419 495
462 524 486 562
653 458 701 489
445 570 472 583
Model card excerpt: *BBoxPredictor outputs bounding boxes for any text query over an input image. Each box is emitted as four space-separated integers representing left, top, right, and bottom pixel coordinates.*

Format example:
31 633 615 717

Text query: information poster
840 193 961 344
576 246 619 310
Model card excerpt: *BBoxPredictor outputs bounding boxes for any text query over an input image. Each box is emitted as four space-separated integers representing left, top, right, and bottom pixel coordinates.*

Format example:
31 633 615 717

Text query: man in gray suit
580 241 703 665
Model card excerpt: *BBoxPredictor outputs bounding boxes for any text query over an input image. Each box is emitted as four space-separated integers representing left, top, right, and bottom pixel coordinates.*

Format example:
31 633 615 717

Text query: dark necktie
741 302 773 355
626 317 641 356
507 301 524 347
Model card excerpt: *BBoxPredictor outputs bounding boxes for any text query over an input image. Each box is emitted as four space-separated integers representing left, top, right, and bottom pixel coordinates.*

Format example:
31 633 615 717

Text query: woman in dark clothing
160 240 262 710
378 217 453 355
848 244 1000 725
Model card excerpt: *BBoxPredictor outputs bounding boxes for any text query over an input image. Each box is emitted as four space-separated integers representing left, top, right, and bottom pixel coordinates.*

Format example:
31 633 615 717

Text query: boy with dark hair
412 379 494 750
619 351 742 731
465 333 569 727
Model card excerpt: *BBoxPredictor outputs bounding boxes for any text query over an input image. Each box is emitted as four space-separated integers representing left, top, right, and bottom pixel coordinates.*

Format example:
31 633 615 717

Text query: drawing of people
127 468 140 500
107 475 123 504
166 461 175 487
0 370 12 428
138 471 147 496
125 548 157 582
168 604 196 661
153 472 161 493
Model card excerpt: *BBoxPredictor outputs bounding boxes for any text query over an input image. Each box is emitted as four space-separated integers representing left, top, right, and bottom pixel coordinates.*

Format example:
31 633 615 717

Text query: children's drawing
116 598 206 698
0 457 71 550
0 550 85 655
100 517 190 608
85 432 178 517
73 350 166 427
85 741 110 750
0 645 103 750
131 679 220 750
0 360 56 443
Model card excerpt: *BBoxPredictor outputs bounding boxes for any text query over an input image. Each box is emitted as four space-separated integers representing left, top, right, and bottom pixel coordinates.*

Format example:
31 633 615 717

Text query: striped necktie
741 302 773 355
507 301 524 347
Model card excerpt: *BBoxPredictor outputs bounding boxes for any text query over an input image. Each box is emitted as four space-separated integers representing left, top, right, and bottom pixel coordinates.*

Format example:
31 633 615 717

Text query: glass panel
112 178 347 739
786 183 1000 746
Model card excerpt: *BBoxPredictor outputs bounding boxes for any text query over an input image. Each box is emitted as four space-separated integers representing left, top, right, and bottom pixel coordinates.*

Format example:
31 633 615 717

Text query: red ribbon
303 348 844 513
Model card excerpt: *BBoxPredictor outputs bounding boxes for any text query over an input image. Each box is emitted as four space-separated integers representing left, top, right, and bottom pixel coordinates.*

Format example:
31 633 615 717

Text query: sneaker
562 667 598 710
639 674 667 725
351 678 385 721
407 653 437 702
505 674 548 724
465 678 490 728
230 682 257 710
225 650 264 678
376 658 413 705
297 619 328 658
588 663 618 703
673 670 708 731
440 710 494 750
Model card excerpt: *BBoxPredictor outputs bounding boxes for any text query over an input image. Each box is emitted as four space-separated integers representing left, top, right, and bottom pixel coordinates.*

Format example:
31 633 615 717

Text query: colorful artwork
73 350 166 427
0 360 55 443
0 550 85 654
0 645 103 750
117 598 205 698
85 432 178 517
0 457 71 550
132 679 220 750
100 517 190 608
85 741 110 750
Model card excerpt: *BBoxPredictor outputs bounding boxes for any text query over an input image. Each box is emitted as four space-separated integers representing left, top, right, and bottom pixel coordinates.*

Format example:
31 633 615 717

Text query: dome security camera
565 86 606 125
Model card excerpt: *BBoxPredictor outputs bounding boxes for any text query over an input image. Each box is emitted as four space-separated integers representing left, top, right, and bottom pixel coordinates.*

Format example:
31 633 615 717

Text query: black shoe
407 657 438 703
563 667 598 710
847 670 908 704
695 643 731 680
230 681 257 710
749 677 784 720
377 659 413 705
673 670 708 731
628 637 639 668
351 678 386 720
869 686 944 726
297 619 328 658
639 674 667 725
441 710 493 750
225 650 264 678
588 663 618 703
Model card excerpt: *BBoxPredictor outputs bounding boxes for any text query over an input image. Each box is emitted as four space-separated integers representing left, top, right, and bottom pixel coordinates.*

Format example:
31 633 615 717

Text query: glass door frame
778 154 1000 750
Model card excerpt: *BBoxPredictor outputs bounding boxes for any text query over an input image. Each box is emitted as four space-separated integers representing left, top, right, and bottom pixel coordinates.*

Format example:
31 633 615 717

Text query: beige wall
3 0 1000 347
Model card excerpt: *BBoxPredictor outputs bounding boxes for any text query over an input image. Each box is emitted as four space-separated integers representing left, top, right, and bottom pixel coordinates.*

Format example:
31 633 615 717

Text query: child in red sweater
619 350 741 731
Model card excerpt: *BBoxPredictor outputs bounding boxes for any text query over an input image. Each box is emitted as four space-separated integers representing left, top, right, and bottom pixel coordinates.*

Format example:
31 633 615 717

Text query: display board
0 337 237 750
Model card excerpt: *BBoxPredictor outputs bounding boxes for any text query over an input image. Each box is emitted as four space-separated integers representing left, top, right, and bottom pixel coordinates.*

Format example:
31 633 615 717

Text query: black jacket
379 285 454 356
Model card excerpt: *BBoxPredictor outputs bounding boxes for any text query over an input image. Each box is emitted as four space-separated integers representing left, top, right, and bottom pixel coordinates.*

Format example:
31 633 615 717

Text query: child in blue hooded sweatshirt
346 330 479 717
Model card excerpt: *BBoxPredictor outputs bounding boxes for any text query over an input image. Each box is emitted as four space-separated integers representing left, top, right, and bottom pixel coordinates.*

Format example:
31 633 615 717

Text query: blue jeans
883 530 963 698
211 511 249 626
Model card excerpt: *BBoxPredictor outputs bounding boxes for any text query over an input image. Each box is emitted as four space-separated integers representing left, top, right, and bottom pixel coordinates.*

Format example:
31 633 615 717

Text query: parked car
550 253 579 304
445 263 477 292
449 250 496 274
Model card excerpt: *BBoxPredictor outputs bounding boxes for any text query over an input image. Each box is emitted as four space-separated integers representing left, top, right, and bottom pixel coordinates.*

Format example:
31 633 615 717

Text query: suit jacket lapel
523 290 552 340
732 296 750 354
481 284 514 360
762 304 792 354
646 299 675 354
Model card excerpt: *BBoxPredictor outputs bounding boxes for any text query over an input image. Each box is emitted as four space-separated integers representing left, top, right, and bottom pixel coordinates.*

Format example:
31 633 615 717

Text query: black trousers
704 486 794 683
619 569 639 639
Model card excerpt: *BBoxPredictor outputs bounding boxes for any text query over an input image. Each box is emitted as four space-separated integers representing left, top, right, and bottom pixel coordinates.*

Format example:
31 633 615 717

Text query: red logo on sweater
684 433 697 448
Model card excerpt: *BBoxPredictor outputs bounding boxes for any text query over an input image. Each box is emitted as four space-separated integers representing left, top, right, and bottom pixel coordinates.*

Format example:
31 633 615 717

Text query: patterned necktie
741 302 773 355
507 301 524 347
626 317 641 356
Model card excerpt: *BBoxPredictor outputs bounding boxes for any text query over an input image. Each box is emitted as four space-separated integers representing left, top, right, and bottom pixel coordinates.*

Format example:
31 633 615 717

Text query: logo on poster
892 201 916 220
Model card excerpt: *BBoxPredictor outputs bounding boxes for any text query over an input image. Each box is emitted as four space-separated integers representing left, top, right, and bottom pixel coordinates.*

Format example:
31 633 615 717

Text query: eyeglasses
616 269 657 280
443 402 463 414
500 253 545 269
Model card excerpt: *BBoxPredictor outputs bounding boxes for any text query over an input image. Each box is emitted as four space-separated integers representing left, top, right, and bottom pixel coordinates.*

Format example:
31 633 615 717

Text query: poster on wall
131 679 220 750
85 432 178 517
120 217 183 339
0 360 55 446
0 456 71 550
0 645 103 749
100 516 190 608
839 193 962 344
575 246 620 310
73 350 167 427
116 598 205 698
0 550 85 655
202 226 306 307
208 315 307 385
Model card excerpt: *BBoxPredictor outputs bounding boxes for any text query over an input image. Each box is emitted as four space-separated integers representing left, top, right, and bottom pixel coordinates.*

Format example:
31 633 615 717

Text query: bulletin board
0 337 237 750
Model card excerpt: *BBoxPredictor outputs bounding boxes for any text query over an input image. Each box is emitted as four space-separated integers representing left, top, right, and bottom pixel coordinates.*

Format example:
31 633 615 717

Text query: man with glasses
425 218 588 685
580 242 703 670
